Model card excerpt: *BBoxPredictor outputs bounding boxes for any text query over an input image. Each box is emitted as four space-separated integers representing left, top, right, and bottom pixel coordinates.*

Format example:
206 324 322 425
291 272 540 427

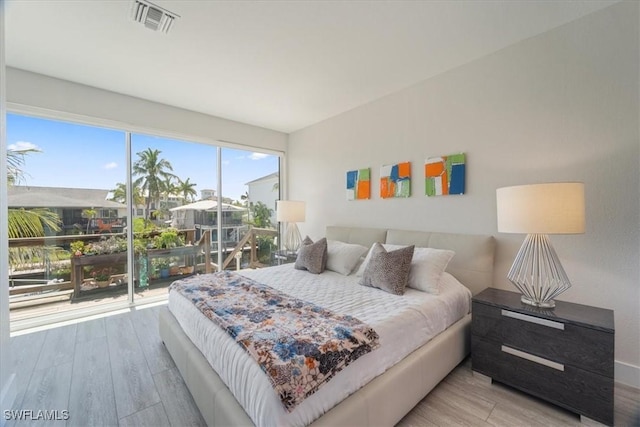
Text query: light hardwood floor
7 304 639 426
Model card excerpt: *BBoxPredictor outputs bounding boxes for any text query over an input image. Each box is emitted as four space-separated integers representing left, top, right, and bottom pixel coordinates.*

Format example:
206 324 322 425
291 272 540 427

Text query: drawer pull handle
501 345 565 371
501 309 565 330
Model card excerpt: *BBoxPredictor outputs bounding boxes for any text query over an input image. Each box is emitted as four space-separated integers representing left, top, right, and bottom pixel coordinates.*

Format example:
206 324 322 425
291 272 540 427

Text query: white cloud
249 152 268 160
8 141 41 152
103 162 118 170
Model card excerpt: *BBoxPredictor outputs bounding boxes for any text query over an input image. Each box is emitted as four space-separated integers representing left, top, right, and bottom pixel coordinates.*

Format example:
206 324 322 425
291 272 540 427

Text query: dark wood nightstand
273 250 297 265
471 288 614 426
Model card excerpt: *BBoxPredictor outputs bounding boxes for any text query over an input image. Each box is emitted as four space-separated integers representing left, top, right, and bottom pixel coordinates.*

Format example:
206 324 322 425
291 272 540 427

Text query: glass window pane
131 134 217 293
6 113 130 322
221 148 280 269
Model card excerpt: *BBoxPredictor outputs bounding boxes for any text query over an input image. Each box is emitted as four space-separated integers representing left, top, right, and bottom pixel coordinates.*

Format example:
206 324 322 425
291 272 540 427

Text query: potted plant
70 240 85 257
148 264 160 280
85 236 126 255
90 267 113 288
152 258 171 279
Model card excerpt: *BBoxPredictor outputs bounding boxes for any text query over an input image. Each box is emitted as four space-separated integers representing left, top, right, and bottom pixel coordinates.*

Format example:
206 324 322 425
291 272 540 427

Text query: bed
159 226 495 426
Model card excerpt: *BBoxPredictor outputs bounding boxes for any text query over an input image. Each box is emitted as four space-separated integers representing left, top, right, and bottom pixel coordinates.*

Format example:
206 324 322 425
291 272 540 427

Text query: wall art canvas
380 162 411 198
425 153 466 196
346 168 371 200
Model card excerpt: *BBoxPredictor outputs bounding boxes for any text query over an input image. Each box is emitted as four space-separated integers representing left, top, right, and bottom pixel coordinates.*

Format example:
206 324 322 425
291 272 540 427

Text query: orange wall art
380 162 411 198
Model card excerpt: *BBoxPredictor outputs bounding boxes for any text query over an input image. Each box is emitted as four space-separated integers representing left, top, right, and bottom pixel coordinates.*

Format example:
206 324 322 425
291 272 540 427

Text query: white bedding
168 264 471 427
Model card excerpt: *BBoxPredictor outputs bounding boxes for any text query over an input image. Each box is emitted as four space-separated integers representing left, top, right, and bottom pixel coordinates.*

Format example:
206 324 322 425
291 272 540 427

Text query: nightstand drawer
472 301 613 377
472 338 614 426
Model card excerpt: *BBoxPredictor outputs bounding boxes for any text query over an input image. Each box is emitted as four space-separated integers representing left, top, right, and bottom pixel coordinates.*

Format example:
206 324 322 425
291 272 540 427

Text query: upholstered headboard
326 226 495 296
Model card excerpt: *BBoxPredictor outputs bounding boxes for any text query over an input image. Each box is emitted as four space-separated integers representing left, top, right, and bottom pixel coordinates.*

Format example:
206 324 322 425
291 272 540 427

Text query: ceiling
5 0 616 133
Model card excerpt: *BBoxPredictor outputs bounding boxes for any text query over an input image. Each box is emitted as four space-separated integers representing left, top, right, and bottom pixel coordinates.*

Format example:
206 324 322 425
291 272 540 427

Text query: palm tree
81 208 97 234
176 178 198 204
156 176 180 220
7 149 61 268
7 148 61 238
8 207 61 269
132 148 176 221
7 146 40 185
8 208 61 239
162 176 180 201
109 182 144 206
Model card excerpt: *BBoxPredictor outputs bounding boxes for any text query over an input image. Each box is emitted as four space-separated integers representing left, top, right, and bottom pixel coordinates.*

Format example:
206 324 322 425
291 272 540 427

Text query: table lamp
496 182 585 308
276 200 305 252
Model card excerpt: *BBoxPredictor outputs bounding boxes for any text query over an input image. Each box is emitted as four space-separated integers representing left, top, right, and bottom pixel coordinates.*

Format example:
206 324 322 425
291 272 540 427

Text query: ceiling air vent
131 0 179 34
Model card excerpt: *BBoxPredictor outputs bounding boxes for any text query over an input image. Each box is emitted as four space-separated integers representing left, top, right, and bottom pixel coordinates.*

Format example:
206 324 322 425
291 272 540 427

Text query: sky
6 113 280 202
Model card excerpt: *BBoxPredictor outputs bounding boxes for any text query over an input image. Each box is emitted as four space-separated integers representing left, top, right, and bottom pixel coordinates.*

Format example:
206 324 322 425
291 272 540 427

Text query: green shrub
153 228 184 249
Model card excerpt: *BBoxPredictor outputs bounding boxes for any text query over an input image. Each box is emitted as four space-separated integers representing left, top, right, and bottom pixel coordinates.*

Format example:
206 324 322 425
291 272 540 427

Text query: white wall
0 1 17 423
6 68 287 153
289 2 640 385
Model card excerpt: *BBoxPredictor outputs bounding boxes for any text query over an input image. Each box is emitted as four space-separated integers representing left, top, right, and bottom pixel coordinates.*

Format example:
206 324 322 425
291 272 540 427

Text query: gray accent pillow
360 242 414 295
294 237 327 274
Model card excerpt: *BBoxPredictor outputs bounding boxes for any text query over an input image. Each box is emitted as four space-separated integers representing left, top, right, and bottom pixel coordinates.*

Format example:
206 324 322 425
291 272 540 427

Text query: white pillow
355 244 381 277
356 243 455 294
325 240 369 275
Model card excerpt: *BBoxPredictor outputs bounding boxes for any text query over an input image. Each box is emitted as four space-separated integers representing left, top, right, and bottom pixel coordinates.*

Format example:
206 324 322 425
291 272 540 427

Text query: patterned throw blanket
169 271 380 412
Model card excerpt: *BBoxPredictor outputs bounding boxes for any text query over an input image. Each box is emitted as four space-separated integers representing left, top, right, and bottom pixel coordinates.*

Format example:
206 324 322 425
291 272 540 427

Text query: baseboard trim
615 360 640 389
0 373 16 427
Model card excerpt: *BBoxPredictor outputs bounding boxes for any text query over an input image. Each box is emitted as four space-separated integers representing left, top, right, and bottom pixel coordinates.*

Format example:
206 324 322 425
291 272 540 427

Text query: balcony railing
8 226 279 318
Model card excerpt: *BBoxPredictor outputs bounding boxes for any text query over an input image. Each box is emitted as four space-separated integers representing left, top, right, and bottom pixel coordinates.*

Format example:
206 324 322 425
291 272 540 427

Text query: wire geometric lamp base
507 234 571 308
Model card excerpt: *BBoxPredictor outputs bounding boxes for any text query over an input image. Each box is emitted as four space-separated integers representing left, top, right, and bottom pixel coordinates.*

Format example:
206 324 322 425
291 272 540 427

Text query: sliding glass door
5 112 281 326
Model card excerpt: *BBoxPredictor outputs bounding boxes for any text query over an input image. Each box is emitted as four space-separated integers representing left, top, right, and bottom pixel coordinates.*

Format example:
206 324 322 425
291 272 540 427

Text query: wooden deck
9 280 174 324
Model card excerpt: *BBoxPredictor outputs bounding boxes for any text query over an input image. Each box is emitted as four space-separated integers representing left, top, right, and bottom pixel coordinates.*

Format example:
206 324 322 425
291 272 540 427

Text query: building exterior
200 189 216 200
245 172 279 225
169 199 246 248
7 186 127 234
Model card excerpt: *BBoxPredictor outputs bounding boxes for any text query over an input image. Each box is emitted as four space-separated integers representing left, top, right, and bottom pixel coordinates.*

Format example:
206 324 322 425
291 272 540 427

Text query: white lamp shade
496 182 585 234
276 200 306 223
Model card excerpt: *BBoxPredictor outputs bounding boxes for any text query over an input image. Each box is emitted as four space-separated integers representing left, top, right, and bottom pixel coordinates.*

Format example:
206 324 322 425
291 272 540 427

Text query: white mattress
168 264 471 427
